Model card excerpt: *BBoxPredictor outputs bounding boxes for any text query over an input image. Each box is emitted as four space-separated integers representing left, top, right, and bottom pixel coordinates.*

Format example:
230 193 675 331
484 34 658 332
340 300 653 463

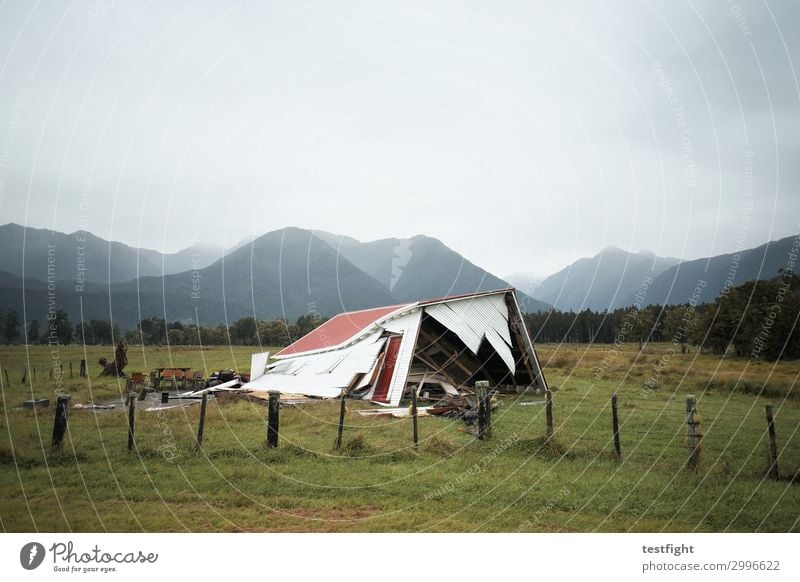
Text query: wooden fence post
483 383 493 439
411 385 419 449
69 362 73 378
51 395 70 447
33 366 37 381
765 404 779 480
49 367 54 379
127 393 136 452
335 392 346 450
545 389 554 437
21 367 27 384
267 391 280 448
4 366 9 386
161 391 169 404
686 395 701 469
79 359 86 377
196 392 208 449
475 381 488 440
611 393 622 462
479 387 487 440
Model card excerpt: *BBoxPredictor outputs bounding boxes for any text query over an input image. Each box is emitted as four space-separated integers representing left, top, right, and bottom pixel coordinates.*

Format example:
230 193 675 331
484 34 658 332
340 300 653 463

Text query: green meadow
0 342 798 532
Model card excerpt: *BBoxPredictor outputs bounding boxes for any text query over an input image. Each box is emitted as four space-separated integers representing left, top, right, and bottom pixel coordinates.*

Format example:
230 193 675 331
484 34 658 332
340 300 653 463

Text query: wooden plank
418 326 494 383
504 294 537 385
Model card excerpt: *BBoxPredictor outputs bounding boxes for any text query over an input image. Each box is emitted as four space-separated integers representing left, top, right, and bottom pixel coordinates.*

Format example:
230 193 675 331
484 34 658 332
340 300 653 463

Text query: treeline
126 313 327 347
0 309 326 348
2 275 797 361
524 273 800 362
1 309 80 345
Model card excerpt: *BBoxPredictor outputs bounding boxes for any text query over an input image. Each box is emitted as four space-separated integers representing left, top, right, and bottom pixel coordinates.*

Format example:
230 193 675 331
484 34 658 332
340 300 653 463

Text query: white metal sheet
424 294 515 374
386 310 423 406
249 352 270 381
240 335 387 399
242 371 354 398
426 302 482 353
381 310 421 334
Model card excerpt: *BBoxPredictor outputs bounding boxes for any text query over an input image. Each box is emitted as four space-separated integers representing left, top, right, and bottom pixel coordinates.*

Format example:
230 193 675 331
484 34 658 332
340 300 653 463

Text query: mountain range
0 222 223 283
507 235 799 312
1 222 796 329
0 223 548 329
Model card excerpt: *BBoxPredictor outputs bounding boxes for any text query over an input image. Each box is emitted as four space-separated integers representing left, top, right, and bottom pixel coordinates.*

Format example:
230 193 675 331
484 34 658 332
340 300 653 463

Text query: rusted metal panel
370 335 402 403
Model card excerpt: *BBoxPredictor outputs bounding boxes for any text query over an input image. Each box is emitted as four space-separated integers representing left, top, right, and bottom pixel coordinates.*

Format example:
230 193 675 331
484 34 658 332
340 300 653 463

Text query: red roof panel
274 289 514 358
275 304 410 356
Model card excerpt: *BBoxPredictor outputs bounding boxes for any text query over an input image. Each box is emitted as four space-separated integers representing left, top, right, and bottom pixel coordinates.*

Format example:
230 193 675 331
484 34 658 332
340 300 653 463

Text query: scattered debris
357 406 435 418
144 401 200 412
205 369 241 387
22 399 50 409
73 403 116 410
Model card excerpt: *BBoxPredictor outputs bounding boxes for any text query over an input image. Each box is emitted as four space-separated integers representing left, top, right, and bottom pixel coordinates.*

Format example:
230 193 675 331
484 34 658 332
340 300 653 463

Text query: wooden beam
415 329 496 388
413 352 460 387
504 293 544 388
421 326 499 385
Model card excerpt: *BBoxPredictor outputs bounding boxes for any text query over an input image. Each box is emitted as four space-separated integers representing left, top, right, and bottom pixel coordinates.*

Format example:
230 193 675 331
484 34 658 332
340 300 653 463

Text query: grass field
0 342 798 532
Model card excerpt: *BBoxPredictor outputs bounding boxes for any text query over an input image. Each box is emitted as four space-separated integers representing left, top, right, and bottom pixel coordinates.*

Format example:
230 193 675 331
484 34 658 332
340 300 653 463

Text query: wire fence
509 392 800 480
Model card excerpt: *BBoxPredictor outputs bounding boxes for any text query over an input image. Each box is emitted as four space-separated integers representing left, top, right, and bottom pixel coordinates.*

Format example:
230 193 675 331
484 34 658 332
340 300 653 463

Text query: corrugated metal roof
274 289 515 358
417 288 514 306
275 304 410 357
425 293 516 373
243 335 388 398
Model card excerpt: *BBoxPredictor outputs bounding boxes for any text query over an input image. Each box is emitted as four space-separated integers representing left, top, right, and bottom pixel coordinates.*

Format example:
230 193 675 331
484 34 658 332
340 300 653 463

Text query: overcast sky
0 0 798 277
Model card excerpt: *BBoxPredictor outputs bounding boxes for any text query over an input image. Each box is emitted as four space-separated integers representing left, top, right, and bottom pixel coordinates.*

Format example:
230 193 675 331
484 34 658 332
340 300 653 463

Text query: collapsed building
239 288 548 406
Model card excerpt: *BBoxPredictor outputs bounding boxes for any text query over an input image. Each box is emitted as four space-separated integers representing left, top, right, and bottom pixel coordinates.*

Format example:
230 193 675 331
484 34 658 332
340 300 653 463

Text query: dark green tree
27 319 40 344
52 310 73 345
92 320 113 345
3 309 20 345
231 317 257 345
295 313 323 336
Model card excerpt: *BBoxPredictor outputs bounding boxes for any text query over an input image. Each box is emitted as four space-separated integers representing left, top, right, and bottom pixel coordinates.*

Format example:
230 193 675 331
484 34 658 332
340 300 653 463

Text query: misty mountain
0 222 221 285
625 234 800 306
0 225 549 329
312 230 550 311
0 228 401 329
102 227 399 328
504 271 546 298
532 246 682 311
